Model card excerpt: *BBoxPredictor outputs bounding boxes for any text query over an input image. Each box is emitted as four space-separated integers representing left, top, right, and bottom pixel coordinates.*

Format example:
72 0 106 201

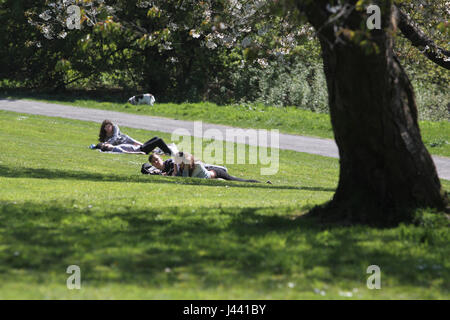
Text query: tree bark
300 0 447 225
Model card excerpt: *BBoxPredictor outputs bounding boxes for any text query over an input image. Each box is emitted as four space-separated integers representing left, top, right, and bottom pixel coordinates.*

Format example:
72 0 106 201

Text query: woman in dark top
149 154 179 176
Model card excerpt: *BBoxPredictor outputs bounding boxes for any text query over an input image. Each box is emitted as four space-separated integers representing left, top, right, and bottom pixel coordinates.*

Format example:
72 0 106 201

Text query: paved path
1 98 449 180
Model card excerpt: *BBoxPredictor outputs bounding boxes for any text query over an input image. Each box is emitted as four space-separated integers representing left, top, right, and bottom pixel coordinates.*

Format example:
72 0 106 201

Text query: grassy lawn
0 110 449 299
1 90 449 157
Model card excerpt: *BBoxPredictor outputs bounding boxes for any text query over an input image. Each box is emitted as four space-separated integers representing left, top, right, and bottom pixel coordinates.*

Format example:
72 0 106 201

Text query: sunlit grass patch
0 111 448 299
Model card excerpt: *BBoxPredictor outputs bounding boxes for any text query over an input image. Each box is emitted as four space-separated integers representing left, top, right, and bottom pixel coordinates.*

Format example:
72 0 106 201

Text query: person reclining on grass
167 152 271 183
95 135 177 156
147 154 180 176
95 142 145 154
145 153 272 184
147 153 232 177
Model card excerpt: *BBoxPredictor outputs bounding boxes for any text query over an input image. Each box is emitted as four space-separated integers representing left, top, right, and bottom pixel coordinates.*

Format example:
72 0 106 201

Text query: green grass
0 110 449 299
2 90 449 157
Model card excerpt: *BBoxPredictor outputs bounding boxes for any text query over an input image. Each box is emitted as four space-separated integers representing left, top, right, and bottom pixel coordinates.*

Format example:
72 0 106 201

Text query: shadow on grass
0 164 336 192
0 201 447 294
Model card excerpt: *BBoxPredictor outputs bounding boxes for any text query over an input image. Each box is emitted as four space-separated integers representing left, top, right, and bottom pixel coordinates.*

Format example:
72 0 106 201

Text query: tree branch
395 5 450 70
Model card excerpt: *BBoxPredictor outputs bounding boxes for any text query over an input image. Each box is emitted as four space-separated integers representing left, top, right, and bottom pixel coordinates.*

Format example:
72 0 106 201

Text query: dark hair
148 153 155 163
100 144 113 152
99 120 114 142
94 142 111 152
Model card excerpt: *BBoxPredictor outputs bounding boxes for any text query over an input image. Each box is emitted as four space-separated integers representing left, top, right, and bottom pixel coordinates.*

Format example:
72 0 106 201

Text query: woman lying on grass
148 153 179 176
96 133 177 156
148 152 271 184
95 142 146 154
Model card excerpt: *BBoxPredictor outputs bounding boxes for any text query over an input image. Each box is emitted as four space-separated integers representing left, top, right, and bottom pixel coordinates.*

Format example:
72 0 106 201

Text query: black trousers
140 137 171 154
212 167 261 183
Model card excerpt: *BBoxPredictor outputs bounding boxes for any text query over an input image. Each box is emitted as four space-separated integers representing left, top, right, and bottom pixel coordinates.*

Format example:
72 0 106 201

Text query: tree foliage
0 0 448 106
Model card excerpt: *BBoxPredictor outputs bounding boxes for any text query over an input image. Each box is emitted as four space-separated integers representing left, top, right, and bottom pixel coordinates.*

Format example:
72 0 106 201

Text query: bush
224 57 329 112
413 80 450 121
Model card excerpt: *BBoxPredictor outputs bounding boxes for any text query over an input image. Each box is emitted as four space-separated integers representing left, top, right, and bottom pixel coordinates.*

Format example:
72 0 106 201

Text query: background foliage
0 0 448 119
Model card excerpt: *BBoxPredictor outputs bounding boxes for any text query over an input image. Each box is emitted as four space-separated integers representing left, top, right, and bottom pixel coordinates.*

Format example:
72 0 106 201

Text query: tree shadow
0 164 336 192
0 201 446 295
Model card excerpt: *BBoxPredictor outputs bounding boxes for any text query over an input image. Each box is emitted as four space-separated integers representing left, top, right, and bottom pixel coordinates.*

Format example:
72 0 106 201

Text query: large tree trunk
301 0 447 225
